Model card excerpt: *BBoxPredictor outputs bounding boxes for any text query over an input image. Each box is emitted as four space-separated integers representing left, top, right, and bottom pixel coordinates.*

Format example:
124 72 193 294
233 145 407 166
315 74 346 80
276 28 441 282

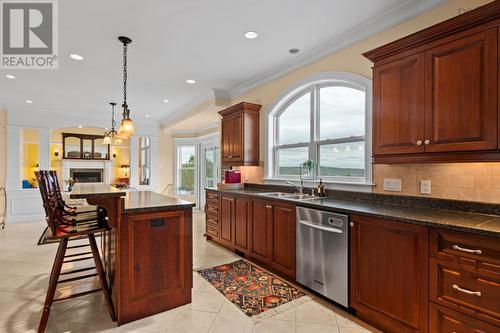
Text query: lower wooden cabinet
350 214 429 333
206 191 296 281
429 303 499 333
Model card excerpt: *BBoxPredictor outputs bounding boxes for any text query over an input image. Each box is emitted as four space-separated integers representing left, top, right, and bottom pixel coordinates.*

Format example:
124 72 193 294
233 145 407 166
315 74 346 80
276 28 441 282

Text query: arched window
267 72 371 184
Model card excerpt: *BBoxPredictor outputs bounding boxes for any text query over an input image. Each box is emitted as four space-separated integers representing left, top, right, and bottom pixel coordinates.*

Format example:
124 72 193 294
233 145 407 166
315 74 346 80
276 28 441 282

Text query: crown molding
162 0 447 127
229 0 447 99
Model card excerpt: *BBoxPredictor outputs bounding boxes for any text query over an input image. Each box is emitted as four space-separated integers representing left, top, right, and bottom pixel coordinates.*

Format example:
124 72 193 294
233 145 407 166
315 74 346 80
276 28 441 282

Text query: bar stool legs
38 238 68 333
88 234 116 322
37 235 116 333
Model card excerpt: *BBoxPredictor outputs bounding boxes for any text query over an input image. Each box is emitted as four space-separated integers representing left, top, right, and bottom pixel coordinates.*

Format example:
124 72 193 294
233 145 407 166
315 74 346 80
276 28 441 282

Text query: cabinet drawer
430 257 500 326
430 228 500 274
206 224 219 238
206 215 219 227
206 192 219 202
430 302 499 333
205 203 219 215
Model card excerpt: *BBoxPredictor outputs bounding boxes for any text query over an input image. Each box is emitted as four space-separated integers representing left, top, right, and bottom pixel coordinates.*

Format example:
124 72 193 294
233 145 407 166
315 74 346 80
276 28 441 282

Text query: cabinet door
250 199 273 265
221 117 233 162
219 196 235 247
271 203 296 279
424 28 498 152
373 53 425 155
350 215 428 333
231 113 244 162
234 197 250 253
119 210 192 323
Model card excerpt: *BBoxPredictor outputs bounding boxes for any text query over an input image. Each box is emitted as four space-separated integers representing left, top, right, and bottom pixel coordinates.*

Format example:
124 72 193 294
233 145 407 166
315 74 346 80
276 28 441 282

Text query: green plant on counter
301 160 315 171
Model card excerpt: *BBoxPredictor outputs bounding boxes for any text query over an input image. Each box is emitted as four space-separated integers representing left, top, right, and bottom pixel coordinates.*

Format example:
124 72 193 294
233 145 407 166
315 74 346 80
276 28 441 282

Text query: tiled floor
0 211 381 333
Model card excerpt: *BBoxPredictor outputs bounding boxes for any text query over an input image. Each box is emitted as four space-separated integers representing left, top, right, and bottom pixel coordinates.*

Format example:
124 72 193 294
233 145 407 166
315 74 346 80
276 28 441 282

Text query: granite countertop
123 191 196 214
207 188 500 238
70 183 126 199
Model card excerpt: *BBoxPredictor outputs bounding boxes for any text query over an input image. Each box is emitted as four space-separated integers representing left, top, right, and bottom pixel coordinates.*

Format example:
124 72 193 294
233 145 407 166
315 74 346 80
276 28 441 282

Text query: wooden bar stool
35 171 116 333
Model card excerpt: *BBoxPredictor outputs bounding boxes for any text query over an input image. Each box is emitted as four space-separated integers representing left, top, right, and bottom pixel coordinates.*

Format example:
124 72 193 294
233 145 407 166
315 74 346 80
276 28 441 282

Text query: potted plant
301 160 316 179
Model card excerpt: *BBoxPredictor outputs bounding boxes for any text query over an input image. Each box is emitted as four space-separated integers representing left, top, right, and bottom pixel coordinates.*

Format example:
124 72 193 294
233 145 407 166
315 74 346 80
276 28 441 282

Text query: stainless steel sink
257 192 320 201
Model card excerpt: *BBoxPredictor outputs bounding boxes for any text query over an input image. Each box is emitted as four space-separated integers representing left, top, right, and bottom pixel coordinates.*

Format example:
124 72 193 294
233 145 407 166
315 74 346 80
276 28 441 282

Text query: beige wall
163 0 498 203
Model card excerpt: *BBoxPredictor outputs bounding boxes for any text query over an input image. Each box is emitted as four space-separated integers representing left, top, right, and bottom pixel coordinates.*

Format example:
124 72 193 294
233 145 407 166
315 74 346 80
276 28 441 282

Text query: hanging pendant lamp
103 102 122 144
117 36 135 137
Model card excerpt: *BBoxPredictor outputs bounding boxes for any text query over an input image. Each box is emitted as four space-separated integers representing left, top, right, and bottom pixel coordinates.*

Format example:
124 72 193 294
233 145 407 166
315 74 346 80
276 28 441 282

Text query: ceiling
0 0 444 126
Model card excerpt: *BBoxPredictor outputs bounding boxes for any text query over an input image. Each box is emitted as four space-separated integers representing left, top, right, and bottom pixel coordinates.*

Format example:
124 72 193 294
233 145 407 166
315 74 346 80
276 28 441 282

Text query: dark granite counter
123 191 196 214
207 187 500 238
70 183 126 199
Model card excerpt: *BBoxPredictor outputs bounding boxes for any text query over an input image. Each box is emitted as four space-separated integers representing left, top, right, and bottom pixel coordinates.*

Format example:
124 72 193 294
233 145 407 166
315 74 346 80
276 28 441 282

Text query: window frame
139 137 151 185
175 144 198 196
266 72 372 188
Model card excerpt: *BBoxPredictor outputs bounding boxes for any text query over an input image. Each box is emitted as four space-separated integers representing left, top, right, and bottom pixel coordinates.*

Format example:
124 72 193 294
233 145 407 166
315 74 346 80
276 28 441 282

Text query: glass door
200 142 219 209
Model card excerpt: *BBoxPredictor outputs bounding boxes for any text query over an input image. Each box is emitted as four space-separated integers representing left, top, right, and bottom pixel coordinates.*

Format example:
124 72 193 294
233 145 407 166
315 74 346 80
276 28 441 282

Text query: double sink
257 192 321 201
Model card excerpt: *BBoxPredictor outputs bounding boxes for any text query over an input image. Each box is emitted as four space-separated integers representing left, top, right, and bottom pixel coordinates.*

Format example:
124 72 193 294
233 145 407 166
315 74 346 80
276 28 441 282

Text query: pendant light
117 36 135 137
103 102 123 144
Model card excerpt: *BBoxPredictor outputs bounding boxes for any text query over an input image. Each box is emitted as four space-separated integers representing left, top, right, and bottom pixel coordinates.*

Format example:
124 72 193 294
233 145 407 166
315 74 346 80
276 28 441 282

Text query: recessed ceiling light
25 100 33 104
163 99 169 103
78 125 83 128
244 31 258 39
70 54 84 61
145 114 151 118
289 48 300 54
186 79 196 84
6 74 15 79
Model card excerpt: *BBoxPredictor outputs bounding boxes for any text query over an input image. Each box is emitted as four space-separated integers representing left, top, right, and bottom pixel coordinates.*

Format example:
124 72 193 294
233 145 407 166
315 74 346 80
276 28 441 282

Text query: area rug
197 259 309 321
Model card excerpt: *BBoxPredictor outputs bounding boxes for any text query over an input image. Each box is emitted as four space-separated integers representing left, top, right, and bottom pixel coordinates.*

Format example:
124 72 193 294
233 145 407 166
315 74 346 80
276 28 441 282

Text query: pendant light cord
123 42 127 107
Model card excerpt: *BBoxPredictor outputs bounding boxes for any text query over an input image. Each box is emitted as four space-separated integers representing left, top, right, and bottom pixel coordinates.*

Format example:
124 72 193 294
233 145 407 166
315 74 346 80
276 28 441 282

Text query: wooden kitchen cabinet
372 53 425 155
219 195 235 248
234 197 251 254
249 198 273 265
350 214 429 333
365 2 500 163
424 28 498 153
219 102 261 167
270 202 296 279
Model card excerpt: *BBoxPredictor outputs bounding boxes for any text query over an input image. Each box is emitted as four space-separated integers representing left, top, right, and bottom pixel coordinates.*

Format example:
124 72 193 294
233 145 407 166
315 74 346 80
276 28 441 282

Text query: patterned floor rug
197 259 308 320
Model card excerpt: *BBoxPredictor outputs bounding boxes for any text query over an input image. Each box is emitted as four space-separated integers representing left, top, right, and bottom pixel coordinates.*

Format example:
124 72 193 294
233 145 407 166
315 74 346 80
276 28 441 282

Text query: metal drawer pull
452 245 482 254
452 284 481 297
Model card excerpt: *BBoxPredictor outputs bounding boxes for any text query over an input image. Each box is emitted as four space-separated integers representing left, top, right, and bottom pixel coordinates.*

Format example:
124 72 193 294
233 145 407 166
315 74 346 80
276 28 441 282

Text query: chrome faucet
286 180 304 194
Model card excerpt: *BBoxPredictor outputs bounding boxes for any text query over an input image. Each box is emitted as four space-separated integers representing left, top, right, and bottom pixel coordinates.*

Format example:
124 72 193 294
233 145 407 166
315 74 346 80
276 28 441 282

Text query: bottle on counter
317 179 325 197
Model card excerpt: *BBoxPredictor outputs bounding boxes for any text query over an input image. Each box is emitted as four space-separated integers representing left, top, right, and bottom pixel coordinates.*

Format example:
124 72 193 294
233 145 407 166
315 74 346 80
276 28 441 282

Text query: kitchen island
70 184 195 325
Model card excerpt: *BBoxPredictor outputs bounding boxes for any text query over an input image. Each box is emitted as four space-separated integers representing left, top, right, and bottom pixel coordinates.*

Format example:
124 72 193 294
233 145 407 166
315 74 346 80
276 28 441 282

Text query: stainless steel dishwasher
296 206 348 307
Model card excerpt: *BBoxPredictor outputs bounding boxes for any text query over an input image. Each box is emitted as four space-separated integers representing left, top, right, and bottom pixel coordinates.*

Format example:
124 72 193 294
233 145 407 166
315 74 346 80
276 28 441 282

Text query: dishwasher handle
298 219 343 234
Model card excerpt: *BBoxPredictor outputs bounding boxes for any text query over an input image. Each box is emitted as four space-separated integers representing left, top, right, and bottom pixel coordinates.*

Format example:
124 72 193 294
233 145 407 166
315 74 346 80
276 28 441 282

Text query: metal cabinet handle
424 139 430 145
416 140 423 146
266 205 272 209
452 284 481 297
228 155 233 158
452 245 482 254
349 222 354 227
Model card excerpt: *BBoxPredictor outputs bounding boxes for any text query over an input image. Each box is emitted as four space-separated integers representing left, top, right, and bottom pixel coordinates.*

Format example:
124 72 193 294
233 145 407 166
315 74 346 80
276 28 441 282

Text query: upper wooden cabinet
365 2 500 163
219 102 261 167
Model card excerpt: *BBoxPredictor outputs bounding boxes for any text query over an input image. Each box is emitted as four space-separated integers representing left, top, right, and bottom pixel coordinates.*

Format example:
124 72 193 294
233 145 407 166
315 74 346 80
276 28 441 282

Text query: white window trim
174 133 219 198
264 71 373 192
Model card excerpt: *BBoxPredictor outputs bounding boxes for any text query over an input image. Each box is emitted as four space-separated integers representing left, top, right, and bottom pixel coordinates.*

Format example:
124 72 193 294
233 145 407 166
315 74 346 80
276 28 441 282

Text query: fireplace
70 169 104 183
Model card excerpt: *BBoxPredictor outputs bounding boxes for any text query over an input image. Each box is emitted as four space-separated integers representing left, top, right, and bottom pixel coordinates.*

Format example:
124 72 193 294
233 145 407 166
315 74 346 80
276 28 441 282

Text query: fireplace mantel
62 159 113 184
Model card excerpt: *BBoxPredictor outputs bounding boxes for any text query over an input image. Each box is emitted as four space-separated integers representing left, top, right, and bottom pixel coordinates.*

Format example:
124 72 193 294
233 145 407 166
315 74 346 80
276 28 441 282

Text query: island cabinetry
350 214 429 333
119 209 193 324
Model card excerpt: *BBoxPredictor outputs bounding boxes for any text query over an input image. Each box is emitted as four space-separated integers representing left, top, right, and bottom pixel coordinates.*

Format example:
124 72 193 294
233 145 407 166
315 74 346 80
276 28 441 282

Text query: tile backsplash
373 163 500 203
